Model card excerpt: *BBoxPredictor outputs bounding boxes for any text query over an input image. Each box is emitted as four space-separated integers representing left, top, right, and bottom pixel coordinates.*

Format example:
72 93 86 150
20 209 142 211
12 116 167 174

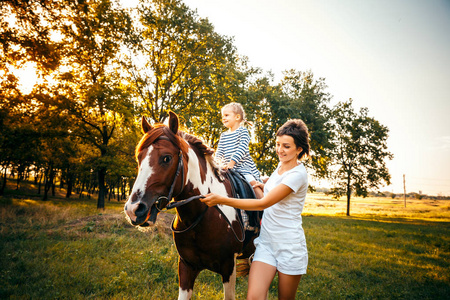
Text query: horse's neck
184 147 231 198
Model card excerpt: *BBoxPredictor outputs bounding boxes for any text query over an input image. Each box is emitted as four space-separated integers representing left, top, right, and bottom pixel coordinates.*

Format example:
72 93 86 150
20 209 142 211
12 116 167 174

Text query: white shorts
253 238 308 275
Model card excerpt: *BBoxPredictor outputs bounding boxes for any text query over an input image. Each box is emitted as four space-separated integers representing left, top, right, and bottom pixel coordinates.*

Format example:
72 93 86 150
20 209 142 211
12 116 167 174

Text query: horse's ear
141 116 153 133
168 111 178 134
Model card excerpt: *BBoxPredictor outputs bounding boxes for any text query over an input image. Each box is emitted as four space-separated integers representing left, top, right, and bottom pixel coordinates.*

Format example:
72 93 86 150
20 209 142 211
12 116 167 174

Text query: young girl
202 119 310 300
215 102 264 199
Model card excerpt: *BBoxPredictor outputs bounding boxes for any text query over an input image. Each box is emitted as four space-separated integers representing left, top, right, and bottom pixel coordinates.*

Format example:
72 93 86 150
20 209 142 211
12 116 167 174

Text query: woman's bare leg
277 272 302 300
247 261 277 300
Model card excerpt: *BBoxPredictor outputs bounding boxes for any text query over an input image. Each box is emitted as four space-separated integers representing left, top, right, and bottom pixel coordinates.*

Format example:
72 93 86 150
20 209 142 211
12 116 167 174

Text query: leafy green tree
328 99 393 215
249 70 333 178
245 74 286 176
0 0 62 74
0 0 62 193
279 70 333 178
53 0 136 208
126 0 246 130
0 73 43 194
103 120 140 200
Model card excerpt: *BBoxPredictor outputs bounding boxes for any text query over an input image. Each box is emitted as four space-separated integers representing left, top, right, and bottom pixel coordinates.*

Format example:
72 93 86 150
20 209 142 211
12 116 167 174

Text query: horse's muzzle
125 198 159 226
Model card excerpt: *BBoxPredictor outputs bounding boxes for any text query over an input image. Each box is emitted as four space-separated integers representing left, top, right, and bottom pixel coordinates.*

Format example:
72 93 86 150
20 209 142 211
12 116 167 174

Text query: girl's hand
200 193 226 207
226 161 235 169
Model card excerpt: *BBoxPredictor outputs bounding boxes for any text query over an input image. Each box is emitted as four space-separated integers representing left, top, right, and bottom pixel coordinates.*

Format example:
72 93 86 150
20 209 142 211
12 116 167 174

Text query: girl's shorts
243 173 257 183
253 238 308 275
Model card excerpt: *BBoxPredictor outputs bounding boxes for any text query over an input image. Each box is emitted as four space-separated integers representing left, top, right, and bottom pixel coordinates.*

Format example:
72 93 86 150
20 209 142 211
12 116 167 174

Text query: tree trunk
37 172 42 194
66 172 73 198
16 165 25 190
43 165 55 201
79 180 85 198
346 173 351 216
97 167 106 209
0 167 7 195
51 180 56 196
108 185 112 202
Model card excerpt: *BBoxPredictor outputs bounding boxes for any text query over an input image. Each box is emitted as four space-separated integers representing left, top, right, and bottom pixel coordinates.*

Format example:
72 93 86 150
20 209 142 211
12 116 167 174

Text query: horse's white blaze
132 146 154 196
125 146 154 220
185 147 237 224
178 288 192 300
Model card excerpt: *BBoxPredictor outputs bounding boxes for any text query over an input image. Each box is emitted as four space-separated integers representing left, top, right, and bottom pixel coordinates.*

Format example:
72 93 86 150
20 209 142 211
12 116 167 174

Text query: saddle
225 169 263 271
225 169 263 233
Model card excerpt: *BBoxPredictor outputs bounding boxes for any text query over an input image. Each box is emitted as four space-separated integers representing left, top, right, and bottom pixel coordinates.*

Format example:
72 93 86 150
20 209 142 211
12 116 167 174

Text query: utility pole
403 174 406 208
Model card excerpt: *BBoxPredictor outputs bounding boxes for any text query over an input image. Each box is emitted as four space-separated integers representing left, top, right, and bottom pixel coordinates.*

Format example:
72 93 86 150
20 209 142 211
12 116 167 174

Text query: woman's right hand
200 193 227 207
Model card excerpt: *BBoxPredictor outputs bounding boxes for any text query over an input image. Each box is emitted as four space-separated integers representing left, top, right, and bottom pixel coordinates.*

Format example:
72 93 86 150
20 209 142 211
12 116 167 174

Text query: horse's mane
136 125 220 173
135 124 187 158
178 131 215 157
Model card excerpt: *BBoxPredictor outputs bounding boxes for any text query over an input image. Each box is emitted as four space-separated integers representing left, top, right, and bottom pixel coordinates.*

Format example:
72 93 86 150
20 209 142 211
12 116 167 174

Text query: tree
328 99 393 216
0 0 63 193
246 74 286 176
0 0 62 74
126 0 247 129
248 70 333 177
279 70 333 179
53 0 136 208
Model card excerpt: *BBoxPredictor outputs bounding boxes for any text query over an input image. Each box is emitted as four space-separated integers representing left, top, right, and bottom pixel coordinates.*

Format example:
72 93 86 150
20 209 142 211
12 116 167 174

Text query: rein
151 136 245 242
170 200 245 243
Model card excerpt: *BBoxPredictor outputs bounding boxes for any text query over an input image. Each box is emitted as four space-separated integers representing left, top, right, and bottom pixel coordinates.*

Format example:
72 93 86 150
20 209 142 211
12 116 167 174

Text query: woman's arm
201 183 293 210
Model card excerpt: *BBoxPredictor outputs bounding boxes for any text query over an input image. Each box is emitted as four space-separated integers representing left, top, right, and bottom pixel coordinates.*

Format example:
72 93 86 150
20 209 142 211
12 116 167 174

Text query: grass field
1 181 449 299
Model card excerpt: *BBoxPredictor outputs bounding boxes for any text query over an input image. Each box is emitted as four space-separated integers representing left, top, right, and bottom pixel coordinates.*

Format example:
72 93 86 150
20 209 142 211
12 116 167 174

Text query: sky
17 0 449 196
178 0 450 196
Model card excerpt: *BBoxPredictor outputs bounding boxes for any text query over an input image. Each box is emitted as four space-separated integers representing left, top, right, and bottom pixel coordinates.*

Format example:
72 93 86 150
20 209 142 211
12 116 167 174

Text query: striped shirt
215 126 261 182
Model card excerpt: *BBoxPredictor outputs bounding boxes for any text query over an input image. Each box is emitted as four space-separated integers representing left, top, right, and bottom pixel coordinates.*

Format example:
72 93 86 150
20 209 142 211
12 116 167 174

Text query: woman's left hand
252 181 264 190
200 193 226 207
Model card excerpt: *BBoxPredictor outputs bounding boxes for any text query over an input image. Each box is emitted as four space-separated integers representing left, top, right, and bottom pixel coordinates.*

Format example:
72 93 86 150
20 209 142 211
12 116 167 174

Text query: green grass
0 184 449 299
303 216 449 299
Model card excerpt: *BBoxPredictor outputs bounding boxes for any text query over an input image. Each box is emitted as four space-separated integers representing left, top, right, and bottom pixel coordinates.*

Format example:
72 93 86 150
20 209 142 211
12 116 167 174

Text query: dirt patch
62 211 175 236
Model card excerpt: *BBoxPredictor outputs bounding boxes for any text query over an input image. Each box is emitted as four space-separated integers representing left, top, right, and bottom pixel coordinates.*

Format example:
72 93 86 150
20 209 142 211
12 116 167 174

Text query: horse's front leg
222 255 237 300
178 257 200 300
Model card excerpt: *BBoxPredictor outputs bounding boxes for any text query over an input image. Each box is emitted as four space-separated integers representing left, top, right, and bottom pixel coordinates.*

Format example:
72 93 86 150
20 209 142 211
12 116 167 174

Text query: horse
124 111 256 300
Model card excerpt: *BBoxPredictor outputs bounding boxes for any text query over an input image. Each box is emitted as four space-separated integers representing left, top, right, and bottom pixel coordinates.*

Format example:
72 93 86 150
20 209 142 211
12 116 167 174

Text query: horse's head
124 112 188 227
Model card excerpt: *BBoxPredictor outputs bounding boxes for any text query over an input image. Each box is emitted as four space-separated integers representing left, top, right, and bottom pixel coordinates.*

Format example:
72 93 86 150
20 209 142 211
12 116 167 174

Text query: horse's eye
161 155 172 164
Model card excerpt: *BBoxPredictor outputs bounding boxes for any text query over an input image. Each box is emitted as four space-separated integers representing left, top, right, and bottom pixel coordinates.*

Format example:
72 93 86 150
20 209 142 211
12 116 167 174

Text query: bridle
150 135 245 242
154 149 185 212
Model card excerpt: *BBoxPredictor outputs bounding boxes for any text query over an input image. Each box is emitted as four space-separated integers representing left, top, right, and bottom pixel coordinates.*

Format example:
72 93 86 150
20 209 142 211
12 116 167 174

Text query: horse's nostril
135 202 148 218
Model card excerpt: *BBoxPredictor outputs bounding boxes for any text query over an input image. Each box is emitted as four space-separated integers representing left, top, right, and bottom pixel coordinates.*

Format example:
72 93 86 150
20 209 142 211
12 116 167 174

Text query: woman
201 119 310 300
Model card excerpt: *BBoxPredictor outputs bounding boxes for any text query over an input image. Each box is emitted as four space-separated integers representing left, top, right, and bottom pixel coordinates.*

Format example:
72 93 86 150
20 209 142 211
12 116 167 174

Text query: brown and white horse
124 112 252 300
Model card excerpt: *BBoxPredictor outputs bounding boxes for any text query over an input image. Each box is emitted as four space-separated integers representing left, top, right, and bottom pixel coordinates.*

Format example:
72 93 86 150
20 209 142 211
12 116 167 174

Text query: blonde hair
222 102 247 125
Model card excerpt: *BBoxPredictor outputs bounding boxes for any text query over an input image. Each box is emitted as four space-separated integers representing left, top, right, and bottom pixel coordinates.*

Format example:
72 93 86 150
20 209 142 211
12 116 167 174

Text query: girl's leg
277 272 302 300
247 261 277 300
